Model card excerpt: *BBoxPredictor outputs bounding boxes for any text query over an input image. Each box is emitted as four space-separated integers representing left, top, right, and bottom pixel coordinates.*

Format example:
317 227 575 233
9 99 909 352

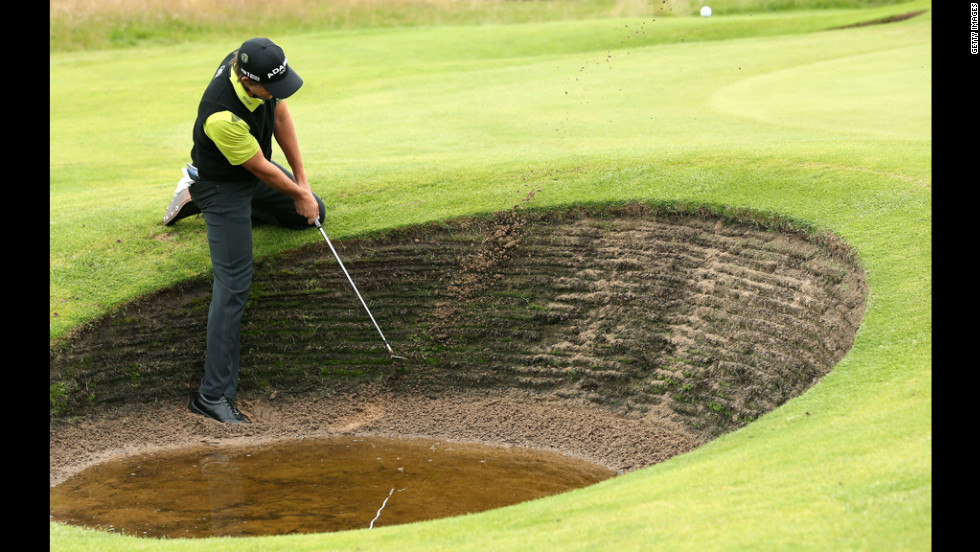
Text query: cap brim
263 69 303 100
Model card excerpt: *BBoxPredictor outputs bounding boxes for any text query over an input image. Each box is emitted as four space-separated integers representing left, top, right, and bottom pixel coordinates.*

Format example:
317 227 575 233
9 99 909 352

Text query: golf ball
701 6 712 17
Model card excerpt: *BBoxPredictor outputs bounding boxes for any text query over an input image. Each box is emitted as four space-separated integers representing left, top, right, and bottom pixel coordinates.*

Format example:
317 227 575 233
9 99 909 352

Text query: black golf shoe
189 393 249 424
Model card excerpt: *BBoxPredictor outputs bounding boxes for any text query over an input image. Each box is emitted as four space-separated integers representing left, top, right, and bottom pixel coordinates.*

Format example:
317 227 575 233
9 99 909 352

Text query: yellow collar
230 70 265 112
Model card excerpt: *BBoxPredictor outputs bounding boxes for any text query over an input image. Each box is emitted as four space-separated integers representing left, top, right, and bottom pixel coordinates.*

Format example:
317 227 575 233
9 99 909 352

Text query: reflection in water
50 436 615 538
201 453 247 536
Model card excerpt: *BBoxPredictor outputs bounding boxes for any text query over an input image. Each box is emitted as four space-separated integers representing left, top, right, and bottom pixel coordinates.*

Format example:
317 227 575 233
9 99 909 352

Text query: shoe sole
163 191 200 226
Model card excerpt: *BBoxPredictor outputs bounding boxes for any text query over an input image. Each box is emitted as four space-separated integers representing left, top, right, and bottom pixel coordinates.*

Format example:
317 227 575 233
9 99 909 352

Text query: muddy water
49 436 615 538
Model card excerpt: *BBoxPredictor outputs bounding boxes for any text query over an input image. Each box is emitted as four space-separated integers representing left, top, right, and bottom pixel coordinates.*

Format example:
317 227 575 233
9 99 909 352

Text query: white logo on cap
268 59 288 80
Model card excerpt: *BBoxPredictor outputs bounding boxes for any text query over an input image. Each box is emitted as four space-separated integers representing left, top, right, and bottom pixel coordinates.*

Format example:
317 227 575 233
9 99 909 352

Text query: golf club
313 218 406 360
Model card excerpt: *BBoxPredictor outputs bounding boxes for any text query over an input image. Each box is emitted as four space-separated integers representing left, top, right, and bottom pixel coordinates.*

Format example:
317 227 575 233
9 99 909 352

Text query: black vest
191 51 277 182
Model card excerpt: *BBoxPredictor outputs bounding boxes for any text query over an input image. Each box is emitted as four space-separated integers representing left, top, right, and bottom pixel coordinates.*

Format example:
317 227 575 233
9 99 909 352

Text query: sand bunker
50 203 866 487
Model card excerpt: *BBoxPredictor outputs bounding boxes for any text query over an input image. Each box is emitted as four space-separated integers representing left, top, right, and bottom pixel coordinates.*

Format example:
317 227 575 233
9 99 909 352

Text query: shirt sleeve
202 110 261 165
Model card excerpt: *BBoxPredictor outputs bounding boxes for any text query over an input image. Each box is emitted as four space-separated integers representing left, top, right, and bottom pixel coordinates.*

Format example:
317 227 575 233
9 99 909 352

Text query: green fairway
50 1 931 550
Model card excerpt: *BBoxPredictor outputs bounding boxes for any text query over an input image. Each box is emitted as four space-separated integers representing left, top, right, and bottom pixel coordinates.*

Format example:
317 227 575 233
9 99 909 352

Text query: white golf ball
701 6 712 17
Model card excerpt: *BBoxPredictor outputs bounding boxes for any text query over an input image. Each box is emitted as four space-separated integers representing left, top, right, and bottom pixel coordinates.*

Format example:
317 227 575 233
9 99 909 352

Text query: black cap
237 38 303 99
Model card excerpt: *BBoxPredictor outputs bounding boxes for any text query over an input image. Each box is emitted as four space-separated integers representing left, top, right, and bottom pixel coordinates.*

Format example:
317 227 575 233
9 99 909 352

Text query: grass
49 0 676 51
50 0 931 550
49 0 917 51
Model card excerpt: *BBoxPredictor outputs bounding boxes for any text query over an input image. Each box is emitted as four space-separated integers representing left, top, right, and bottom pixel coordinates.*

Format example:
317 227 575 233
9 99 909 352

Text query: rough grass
49 0 916 51
50 0 672 51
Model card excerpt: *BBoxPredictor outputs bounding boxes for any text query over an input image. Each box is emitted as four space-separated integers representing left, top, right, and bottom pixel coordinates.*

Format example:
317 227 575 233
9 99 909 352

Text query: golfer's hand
295 191 320 226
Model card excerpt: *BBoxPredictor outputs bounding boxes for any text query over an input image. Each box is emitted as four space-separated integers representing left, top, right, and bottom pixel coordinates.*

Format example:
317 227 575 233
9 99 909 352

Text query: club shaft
315 221 394 354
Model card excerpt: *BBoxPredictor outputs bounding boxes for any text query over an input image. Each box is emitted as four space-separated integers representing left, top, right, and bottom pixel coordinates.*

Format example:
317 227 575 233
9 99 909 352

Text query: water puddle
49 436 615 538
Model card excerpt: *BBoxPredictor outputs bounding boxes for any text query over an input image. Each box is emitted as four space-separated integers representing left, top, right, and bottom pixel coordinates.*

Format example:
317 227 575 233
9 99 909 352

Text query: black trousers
188 161 326 400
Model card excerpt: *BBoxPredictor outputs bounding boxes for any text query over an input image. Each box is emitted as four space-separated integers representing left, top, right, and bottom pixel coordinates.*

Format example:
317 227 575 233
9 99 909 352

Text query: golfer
163 37 325 423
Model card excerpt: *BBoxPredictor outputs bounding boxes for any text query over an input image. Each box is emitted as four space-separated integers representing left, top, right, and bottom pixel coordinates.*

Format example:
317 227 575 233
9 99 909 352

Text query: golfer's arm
240 151 308 200
272 101 309 190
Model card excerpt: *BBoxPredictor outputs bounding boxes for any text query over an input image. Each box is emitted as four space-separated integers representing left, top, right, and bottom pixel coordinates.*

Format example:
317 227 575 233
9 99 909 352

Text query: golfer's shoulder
203 111 251 141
